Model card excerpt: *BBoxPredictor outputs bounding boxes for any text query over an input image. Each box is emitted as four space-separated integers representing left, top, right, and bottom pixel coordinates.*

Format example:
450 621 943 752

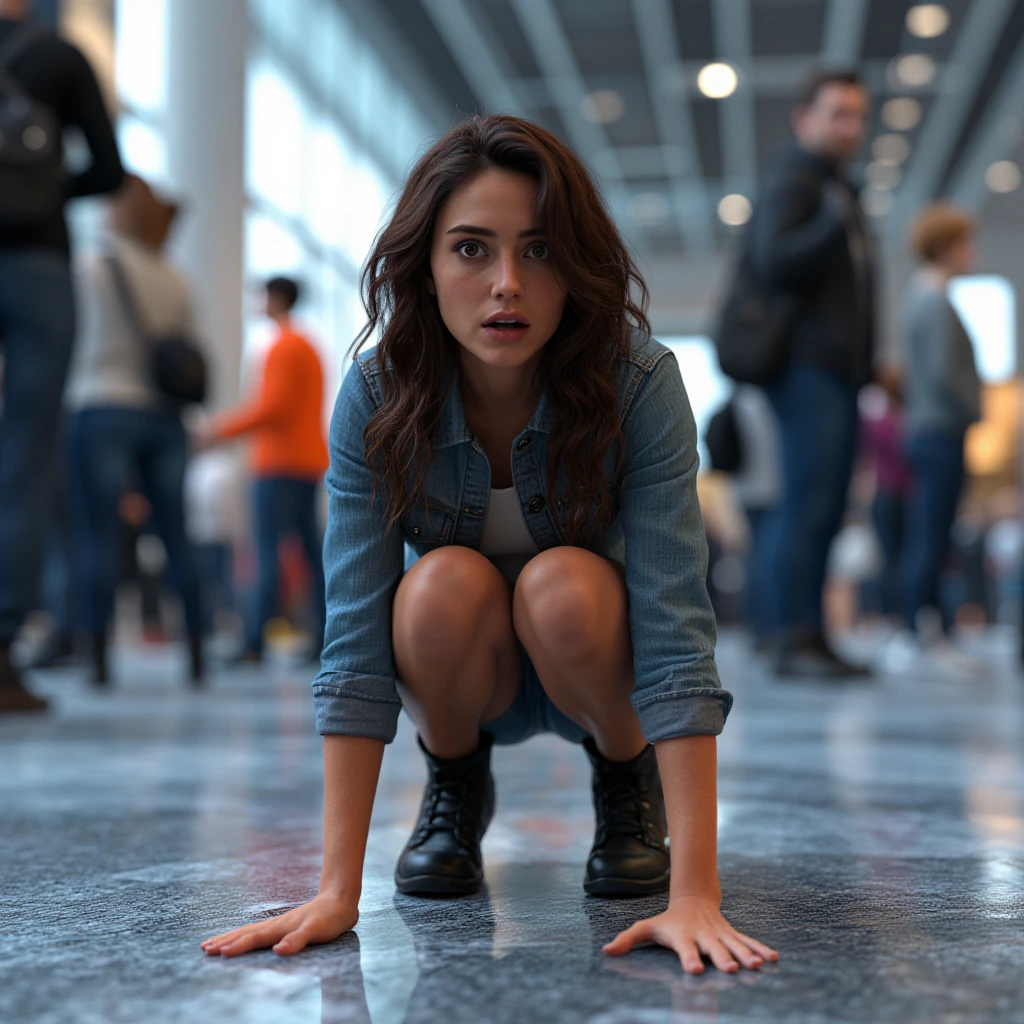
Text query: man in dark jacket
745 69 875 678
0 0 124 712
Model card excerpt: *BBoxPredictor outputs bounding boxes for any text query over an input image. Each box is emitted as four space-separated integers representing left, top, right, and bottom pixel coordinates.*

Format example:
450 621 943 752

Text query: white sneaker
878 630 923 675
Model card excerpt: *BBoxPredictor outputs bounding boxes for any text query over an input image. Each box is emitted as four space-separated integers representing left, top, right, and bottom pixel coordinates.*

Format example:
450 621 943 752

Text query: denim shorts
481 648 589 746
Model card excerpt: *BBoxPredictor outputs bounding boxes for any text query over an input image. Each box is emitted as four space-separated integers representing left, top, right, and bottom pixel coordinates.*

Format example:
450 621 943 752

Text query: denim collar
433 375 557 450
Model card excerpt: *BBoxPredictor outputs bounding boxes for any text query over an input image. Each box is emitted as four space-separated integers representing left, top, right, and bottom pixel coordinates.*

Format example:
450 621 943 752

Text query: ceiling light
892 54 936 87
865 160 903 190
580 89 625 125
985 160 1022 194
717 193 752 227
873 134 912 164
697 62 738 99
629 192 671 225
882 97 923 131
906 4 950 39
860 189 894 217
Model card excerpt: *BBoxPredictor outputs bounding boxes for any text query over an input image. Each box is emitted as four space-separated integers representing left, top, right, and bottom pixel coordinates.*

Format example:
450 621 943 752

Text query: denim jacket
313 332 732 744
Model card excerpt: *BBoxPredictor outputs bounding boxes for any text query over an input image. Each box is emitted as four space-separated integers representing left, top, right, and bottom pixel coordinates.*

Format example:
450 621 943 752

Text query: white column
164 0 248 408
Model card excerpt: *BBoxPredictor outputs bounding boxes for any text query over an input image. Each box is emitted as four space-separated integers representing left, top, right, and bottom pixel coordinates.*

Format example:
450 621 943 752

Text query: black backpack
0 27 65 229
705 398 744 474
714 254 796 386
106 255 209 408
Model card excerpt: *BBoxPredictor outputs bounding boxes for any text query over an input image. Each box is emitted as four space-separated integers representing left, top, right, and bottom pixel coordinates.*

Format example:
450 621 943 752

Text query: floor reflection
4 635 1024 1023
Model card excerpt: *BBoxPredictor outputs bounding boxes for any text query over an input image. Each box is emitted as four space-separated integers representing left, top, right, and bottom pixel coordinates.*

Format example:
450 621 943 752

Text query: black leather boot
395 733 495 896
583 737 670 897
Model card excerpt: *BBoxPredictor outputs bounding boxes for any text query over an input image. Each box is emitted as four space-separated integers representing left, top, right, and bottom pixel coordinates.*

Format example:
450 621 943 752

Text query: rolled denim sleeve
313 361 405 741
620 351 733 742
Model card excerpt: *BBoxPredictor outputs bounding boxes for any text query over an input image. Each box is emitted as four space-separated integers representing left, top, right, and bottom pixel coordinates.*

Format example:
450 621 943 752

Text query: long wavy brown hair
355 114 650 545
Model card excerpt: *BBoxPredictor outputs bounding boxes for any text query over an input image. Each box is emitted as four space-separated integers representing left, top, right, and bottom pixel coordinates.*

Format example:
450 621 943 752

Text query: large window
114 0 169 182
949 275 1017 383
660 336 734 469
246 0 437 393
111 0 440 400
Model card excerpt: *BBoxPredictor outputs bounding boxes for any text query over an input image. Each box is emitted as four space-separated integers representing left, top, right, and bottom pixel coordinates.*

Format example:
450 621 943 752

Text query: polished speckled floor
3 630 1024 1024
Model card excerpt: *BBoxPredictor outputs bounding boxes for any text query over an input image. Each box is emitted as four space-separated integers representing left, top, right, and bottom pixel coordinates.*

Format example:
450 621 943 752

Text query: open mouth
484 317 530 329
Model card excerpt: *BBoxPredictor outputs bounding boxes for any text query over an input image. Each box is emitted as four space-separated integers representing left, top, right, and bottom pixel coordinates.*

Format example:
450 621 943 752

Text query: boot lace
414 773 480 846
595 774 663 848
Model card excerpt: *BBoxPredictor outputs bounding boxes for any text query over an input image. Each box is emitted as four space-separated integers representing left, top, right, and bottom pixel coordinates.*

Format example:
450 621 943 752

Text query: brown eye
456 241 485 258
526 242 549 260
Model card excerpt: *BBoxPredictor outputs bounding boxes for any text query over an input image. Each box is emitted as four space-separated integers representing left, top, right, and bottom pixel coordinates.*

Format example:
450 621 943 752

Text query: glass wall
661 336 733 469
112 0 440 397
114 0 169 183
245 0 437 389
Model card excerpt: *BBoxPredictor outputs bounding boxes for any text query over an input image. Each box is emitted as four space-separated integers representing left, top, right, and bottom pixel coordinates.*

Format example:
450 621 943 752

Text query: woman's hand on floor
201 893 359 957
602 894 779 975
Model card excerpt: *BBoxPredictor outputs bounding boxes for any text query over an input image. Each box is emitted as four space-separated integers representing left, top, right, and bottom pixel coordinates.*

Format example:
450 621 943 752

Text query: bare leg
514 547 669 895
513 547 646 762
393 546 520 759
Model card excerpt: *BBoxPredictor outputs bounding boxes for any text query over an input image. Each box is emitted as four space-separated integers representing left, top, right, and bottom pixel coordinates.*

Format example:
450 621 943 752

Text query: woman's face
428 168 568 374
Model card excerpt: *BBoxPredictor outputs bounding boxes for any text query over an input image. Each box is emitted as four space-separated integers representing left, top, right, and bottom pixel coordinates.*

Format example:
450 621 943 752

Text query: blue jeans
869 488 905 618
195 542 234 632
0 249 76 643
763 362 859 635
250 477 326 655
743 506 776 638
901 432 966 633
69 408 203 637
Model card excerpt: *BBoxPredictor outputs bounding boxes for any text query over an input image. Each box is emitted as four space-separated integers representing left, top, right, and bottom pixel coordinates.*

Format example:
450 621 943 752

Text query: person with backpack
0 0 123 712
64 174 205 686
718 70 877 680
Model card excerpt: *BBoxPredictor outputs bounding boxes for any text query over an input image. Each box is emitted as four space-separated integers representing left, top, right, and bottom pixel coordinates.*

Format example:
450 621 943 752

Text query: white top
184 450 247 545
479 487 539 584
65 233 198 412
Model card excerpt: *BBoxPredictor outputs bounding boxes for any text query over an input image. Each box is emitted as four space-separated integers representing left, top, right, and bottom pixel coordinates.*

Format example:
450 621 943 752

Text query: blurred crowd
0 0 330 710
1 5 1021 714
705 69 1018 680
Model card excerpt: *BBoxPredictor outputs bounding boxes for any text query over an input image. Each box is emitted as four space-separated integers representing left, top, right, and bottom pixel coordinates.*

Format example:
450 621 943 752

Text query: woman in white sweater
65 175 204 684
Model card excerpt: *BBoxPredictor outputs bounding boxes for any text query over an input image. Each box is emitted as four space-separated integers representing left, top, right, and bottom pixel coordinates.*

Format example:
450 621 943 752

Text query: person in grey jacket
899 204 981 637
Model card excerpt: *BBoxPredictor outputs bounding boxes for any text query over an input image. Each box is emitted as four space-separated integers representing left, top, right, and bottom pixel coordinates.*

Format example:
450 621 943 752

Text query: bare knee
514 548 625 661
394 546 509 660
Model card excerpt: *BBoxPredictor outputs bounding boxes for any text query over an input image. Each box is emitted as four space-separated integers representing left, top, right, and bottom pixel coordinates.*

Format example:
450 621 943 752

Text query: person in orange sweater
204 277 330 662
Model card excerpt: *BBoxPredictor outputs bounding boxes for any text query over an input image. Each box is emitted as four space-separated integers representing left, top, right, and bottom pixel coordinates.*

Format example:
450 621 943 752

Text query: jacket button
412 527 420 537
516 436 532 451
526 495 546 514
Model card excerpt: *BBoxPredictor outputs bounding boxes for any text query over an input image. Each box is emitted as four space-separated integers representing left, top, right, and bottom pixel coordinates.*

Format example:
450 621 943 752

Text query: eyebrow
445 225 542 238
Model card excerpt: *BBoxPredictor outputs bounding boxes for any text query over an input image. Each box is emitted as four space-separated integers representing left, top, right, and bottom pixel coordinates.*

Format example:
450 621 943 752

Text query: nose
492 253 522 299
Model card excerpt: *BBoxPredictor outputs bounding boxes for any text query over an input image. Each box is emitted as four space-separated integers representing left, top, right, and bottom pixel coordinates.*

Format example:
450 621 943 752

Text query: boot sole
394 872 483 897
584 871 671 898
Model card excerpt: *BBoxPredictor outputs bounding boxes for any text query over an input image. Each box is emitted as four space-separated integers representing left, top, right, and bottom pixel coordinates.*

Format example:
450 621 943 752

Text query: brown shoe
0 646 49 713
